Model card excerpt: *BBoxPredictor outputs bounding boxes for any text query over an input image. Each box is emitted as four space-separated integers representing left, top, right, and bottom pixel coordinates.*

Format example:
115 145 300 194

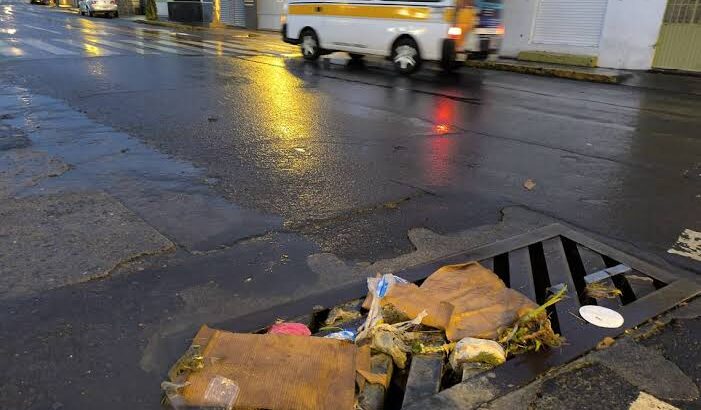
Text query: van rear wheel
300 29 321 61
349 53 364 61
391 37 420 75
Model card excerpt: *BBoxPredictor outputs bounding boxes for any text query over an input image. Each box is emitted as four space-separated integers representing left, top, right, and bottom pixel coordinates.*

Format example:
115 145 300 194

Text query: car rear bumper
92 4 118 11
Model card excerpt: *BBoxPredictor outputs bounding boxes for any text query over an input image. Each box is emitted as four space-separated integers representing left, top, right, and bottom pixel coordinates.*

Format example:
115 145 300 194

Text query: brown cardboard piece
177 325 357 410
367 262 537 341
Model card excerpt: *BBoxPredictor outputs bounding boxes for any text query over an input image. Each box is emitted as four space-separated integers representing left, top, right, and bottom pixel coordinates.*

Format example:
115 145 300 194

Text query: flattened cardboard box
179 325 357 409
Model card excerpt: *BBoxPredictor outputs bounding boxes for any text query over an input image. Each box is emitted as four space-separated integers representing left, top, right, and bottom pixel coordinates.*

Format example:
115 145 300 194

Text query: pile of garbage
161 262 566 410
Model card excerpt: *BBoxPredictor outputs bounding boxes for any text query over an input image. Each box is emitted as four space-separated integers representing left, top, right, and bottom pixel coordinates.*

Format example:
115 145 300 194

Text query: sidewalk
465 58 626 84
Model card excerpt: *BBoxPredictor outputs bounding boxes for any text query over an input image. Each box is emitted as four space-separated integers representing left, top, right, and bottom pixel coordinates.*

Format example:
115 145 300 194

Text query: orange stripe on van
288 3 431 20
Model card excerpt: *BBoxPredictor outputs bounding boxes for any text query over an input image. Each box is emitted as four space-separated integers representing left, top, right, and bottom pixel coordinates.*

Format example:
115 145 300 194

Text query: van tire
391 37 420 75
300 29 321 61
349 53 364 61
441 39 457 72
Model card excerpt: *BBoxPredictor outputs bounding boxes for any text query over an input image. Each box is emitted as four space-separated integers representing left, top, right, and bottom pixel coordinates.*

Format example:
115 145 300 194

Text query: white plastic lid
579 305 625 328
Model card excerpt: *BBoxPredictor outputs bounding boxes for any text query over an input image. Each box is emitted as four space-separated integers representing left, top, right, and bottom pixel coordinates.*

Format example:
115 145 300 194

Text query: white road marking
120 39 189 54
83 37 154 55
19 38 77 55
22 24 61 34
153 39 218 55
173 38 258 56
668 228 701 262
55 38 120 56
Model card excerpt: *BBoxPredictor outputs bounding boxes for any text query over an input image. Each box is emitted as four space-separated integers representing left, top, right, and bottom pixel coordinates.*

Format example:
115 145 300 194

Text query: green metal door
653 0 701 72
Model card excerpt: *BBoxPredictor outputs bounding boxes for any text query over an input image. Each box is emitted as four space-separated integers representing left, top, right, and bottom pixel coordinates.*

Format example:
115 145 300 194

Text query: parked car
78 0 119 17
30 0 52 5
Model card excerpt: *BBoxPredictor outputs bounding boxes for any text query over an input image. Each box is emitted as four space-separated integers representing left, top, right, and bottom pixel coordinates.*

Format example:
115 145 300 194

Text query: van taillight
447 26 462 39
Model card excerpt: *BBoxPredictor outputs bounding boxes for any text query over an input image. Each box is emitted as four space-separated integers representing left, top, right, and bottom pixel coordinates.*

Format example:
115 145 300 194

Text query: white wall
500 0 668 70
598 0 667 69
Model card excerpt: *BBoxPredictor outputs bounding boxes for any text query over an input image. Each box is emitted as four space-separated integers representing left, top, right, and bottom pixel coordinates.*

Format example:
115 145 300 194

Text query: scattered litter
294 147 306 153
366 312 428 368
361 263 537 341
523 178 536 191
203 376 239 409
579 305 625 328
449 337 506 370
268 322 311 336
498 286 567 355
243 277 252 283
325 306 362 326
207 116 218 122
165 262 568 408
585 282 623 299
596 336 616 350
325 330 356 341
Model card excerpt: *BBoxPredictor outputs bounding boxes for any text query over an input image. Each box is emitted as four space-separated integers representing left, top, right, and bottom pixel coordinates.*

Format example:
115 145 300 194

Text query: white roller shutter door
234 0 246 27
220 0 234 25
532 0 609 47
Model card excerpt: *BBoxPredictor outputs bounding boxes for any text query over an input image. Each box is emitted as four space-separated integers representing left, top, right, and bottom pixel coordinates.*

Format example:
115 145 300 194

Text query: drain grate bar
542 237 581 333
578 244 623 309
508 247 537 301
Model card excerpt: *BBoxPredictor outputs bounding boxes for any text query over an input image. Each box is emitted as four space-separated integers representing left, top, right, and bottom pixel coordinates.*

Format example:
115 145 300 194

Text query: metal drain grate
221 223 700 408
392 223 700 408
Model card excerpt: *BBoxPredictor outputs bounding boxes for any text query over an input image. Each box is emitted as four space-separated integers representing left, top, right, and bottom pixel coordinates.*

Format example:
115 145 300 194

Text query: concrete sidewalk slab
0 192 174 300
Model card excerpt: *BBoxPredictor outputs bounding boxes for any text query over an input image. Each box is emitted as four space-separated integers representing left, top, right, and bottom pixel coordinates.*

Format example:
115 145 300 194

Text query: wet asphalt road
1 1 700 409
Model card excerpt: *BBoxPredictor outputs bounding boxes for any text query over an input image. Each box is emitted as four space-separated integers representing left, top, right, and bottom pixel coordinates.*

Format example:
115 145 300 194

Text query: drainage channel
216 223 701 409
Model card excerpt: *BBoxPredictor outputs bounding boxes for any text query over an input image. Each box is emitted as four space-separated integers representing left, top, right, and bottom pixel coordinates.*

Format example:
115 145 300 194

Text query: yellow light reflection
241 63 317 175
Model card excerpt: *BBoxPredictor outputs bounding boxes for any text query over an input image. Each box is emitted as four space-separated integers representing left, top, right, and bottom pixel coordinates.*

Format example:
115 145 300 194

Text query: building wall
500 0 668 70
598 0 667 69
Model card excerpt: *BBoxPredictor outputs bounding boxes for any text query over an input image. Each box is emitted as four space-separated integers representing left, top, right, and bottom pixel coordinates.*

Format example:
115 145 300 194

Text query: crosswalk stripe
22 24 61 35
120 39 189 54
172 39 259 56
55 38 120 56
83 37 154 55
0 39 24 57
201 39 254 50
19 38 77 55
153 39 219 55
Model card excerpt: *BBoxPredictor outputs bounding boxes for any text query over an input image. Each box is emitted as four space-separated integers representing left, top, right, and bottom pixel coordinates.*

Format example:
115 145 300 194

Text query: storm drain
390 223 701 408
226 223 700 409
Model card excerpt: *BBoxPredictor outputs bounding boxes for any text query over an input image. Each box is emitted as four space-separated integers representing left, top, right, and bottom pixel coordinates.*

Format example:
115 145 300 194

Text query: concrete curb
465 60 623 84
133 18 259 37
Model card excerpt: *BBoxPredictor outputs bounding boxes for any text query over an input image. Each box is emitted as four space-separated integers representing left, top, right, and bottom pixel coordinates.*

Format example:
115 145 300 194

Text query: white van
281 0 502 74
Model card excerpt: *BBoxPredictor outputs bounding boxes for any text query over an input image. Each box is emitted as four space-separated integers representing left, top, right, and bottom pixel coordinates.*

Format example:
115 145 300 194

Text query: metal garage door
220 0 234 25
257 0 284 30
532 0 609 47
653 0 701 72
220 0 245 27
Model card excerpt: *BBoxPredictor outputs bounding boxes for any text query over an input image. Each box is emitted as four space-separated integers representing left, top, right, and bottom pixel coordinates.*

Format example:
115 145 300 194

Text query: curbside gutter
465 60 625 84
